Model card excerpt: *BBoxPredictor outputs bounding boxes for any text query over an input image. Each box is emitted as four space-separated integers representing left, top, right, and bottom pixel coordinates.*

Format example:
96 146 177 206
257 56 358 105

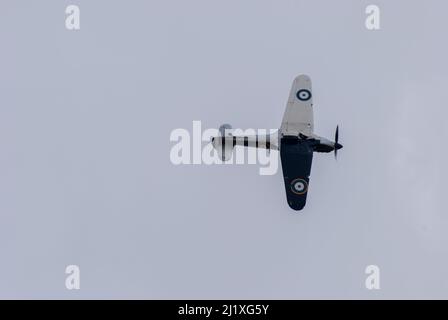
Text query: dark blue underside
280 137 314 211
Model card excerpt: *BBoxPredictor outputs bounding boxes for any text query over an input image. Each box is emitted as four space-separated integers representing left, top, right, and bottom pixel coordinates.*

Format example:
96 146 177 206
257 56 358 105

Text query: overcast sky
1 0 448 299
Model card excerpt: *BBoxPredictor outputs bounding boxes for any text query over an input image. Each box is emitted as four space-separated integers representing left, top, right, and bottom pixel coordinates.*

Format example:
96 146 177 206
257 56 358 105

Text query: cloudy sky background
1 0 447 298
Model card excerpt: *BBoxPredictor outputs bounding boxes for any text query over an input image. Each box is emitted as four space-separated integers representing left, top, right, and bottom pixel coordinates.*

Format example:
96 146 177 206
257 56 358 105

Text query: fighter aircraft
211 75 343 211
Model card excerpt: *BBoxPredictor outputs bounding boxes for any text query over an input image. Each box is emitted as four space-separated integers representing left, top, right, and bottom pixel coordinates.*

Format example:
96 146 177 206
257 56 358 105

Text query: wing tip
287 200 306 211
294 74 311 82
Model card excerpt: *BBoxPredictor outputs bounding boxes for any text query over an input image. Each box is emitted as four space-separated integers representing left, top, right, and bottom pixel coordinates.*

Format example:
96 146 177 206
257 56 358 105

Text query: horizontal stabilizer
213 137 235 161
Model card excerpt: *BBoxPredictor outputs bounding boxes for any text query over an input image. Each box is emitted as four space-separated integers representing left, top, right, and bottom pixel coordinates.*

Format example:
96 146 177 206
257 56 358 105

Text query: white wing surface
280 75 314 137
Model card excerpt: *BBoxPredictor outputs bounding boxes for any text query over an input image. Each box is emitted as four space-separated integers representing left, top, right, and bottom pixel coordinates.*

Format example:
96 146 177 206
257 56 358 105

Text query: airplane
211 74 343 211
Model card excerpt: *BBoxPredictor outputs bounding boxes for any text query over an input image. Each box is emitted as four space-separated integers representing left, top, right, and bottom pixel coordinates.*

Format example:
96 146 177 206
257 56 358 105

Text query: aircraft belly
280 139 313 211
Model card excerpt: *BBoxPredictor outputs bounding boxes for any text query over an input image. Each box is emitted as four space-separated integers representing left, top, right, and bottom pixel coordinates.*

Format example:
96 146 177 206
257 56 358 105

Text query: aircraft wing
280 75 314 136
280 138 313 211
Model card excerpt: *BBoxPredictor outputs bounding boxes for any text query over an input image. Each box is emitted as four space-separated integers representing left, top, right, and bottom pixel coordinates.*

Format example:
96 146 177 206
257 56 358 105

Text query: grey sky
1 0 447 298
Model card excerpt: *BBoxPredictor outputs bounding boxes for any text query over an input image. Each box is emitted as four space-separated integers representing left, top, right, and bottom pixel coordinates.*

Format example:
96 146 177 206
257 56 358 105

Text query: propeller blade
334 125 339 160
335 125 339 144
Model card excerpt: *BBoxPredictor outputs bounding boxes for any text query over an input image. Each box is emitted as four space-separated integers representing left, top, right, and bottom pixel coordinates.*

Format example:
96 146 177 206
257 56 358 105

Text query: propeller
334 125 342 159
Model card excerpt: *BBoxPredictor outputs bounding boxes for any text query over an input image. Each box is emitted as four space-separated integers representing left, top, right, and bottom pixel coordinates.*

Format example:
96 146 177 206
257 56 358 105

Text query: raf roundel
296 89 312 101
290 178 308 195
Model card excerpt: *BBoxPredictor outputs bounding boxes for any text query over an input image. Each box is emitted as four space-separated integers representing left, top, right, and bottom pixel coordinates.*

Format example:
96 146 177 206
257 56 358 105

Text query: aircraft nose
335 142 343 150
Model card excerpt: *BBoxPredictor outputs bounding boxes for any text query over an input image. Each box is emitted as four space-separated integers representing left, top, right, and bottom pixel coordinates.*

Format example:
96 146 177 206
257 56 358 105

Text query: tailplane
211 124 235 161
